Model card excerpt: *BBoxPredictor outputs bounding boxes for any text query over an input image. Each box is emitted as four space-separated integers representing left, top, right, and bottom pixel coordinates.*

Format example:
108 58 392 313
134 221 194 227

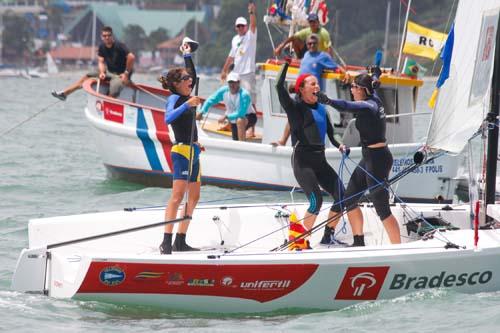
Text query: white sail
46 53 59 75
425 0 500 153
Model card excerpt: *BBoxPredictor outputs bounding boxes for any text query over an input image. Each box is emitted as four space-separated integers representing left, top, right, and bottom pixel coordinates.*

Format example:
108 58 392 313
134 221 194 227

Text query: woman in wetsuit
158 43 202 255
275 62 346 246
317 72 401 246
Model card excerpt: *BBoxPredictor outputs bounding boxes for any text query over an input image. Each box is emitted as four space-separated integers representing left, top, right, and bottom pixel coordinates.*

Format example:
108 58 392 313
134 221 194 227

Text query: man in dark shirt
51 26 135 100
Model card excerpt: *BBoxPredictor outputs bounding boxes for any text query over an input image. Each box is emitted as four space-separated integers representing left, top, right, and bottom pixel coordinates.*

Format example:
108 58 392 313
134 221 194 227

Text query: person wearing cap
274 13 333 59
158 41 202 255
315 70 402 246
198 72 254 141
220 2 257 105
274 61 347 247
51 26 135 101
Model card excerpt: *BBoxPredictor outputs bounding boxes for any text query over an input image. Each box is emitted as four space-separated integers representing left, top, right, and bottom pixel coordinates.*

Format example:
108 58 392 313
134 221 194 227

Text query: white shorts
238 72 256 103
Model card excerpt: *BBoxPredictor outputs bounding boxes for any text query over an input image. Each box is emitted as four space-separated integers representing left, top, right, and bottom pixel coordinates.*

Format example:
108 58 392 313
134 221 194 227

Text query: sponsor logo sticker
134 271 164 280
221 276 234 287
103 101 124 123
99 266 126 286
167 272 185 286
187 278 215 287
240 280 291 290
335 266 390 300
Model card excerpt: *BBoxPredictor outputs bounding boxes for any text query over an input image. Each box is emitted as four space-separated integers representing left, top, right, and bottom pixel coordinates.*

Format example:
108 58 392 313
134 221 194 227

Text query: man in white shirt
220 2 257 106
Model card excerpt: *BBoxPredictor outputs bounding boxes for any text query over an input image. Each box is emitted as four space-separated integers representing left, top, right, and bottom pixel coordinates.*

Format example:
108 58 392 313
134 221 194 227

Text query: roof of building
65 3 205 40
50 46 95 61
157 34 185 50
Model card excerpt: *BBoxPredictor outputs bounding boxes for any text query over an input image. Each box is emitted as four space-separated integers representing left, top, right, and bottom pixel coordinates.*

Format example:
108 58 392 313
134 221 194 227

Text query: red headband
295 73 312 94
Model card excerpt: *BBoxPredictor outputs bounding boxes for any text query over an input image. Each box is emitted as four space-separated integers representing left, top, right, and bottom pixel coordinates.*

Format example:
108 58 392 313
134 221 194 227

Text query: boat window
377 88 399 124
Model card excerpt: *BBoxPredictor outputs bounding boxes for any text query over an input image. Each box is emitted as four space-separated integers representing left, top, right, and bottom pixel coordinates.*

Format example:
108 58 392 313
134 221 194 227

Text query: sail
425 0 500 154
46 53 59 75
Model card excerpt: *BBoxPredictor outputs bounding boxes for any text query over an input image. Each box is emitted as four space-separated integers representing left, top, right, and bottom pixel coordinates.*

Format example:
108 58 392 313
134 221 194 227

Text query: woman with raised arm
275 62 346 247
316 70 401 246
158 41 202 255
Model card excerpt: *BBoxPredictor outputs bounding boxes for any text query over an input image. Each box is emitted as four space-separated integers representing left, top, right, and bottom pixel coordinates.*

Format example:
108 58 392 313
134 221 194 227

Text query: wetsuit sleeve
227 90 251 121
326 113 341 148
275 63 296 116
165 94 190 124
320 93 379 116
200 87 225 114
184 54 197 89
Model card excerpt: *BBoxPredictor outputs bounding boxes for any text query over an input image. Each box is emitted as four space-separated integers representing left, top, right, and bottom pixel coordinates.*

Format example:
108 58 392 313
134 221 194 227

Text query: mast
396 0 412 73
484 14 500 212
383 0 391 66
91 6 96 64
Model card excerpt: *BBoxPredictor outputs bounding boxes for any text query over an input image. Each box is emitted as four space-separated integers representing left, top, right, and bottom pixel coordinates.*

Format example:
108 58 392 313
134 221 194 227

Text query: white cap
235 17 247 26
227 72 240 82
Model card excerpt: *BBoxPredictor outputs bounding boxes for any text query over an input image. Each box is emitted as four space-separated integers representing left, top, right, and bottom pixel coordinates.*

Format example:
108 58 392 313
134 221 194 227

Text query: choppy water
1 73 499 332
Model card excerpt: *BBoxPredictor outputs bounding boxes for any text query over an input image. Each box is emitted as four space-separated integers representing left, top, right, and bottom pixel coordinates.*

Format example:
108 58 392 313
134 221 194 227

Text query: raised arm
184 54 197 89
248 2 257 33
275 63 296 114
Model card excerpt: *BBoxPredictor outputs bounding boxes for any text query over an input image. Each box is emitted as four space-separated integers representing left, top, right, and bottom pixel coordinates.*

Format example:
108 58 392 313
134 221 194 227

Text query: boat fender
413 150 426 164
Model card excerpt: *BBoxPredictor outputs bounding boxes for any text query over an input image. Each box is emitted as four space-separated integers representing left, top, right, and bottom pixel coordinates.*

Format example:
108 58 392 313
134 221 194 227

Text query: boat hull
11 202 500 313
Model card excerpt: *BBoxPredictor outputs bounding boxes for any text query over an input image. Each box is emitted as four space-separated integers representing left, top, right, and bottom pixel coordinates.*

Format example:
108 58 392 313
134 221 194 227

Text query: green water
1 73 499 332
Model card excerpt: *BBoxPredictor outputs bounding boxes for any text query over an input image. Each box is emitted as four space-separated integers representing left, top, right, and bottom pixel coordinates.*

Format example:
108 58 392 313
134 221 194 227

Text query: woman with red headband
275 62 346 247
316 71 401 246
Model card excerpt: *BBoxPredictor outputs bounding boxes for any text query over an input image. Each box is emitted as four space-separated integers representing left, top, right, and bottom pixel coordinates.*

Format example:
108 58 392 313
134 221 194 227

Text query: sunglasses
307 42 318 46
179 74 192 82
236 24 246 28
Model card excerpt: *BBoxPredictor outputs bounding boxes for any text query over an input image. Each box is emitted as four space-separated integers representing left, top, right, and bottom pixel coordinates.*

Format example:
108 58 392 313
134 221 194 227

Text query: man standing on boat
274 13 333 59
198 72 255 141
220 2 257 111
51 26 135 101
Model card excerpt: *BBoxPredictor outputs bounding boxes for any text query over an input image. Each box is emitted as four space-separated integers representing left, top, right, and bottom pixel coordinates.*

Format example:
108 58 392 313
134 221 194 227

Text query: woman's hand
339 144 350 156
187 96 201 107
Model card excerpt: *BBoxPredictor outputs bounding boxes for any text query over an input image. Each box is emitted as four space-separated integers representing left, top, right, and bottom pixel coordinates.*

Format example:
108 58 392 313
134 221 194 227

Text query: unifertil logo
335 266 390 300
103 101 124 123
240 280 291 290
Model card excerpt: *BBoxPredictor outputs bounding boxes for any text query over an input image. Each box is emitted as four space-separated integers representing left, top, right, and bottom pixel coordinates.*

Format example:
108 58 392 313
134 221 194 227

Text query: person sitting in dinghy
316 69 402 246
51 26 135 101
275 61 347 247
197 72 254 141
158 38 202 255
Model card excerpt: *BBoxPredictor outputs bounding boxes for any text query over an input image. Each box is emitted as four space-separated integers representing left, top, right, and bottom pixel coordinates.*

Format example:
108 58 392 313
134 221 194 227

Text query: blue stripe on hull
136 108 163 171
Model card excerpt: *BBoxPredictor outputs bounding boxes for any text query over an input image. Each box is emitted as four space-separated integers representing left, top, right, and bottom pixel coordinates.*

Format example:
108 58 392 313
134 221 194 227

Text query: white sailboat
10 0 500 313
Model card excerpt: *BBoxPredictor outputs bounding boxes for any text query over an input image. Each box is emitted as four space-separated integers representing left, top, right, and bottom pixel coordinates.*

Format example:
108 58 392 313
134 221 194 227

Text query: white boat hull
11 202 500 313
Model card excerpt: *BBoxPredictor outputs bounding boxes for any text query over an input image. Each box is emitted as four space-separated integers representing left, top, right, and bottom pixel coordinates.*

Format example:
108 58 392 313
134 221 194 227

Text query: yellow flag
428 88 439 109
403 21 447 60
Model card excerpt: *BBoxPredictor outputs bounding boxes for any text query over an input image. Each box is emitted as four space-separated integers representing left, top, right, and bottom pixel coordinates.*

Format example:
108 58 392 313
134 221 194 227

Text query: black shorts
336 146 393 220
246 113 257 129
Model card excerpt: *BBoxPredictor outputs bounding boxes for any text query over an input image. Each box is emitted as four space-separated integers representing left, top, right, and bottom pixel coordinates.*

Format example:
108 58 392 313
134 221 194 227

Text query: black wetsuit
319 92 393 220
276 63 344 215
